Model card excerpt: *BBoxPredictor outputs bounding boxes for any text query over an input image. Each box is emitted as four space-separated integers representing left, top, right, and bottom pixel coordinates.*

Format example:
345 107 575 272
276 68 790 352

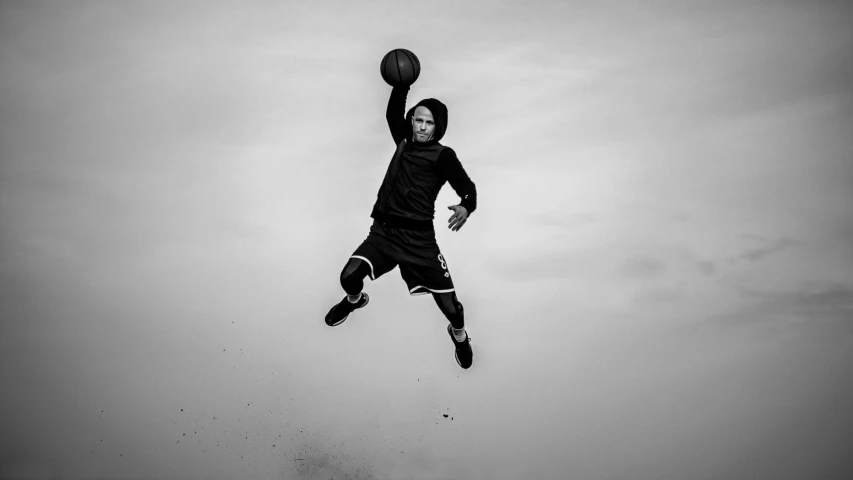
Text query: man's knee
340 258 369 295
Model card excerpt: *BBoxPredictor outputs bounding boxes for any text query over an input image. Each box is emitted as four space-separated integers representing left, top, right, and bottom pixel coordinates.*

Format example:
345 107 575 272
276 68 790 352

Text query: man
325 83 477 369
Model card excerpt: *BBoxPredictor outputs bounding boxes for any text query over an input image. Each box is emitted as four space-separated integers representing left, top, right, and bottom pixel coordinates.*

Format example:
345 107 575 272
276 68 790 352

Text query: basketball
380 49 420 87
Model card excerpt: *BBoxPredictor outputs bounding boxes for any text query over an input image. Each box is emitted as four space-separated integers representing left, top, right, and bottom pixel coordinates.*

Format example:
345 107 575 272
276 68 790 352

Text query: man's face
411 106 435 143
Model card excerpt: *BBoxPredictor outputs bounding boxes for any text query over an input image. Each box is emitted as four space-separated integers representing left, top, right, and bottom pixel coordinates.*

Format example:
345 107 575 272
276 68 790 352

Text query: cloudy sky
1 1 852 479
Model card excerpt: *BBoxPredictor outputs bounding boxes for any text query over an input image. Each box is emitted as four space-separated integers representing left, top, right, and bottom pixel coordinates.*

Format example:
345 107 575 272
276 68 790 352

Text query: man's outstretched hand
447 205 469 232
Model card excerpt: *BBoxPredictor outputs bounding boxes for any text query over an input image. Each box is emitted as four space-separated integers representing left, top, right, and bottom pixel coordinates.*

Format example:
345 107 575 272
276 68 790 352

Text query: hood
405 98 448 143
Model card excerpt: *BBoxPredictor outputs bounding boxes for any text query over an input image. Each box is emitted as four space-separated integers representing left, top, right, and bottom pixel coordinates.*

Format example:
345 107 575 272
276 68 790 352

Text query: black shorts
351 220 454 296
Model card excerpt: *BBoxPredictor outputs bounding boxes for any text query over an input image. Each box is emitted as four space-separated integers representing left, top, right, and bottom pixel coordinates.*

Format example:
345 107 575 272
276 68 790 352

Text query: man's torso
372 140 448 229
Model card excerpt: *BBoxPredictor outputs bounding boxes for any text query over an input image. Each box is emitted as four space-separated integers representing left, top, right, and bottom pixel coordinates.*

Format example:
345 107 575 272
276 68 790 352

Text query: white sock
347 292 362 303
452 326 467 342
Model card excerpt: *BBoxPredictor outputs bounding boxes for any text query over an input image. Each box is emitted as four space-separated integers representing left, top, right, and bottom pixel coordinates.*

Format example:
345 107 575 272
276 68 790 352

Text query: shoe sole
327 293 369 327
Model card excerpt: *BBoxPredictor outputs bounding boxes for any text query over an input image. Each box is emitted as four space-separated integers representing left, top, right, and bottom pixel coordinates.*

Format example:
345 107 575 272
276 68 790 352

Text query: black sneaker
447 324 473 369
325 293 369 326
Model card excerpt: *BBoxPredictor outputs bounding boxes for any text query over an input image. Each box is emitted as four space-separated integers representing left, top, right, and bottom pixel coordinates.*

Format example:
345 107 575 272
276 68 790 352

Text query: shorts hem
350 255 375 280
409 286 455 296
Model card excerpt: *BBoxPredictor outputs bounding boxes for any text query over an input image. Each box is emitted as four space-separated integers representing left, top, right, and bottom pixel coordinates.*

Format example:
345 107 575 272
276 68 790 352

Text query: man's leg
433 291 473 369
327 230 397 327
433 292 466 341
340 257 371 303
325 257 373 327
393 228 472 368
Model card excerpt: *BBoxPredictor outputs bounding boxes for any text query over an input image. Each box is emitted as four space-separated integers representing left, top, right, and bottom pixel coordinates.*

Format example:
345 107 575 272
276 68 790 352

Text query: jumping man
325 83 477 369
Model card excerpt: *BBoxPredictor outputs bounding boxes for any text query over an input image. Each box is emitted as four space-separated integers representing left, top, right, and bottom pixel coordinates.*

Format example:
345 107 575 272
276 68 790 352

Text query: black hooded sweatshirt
370 85 477 231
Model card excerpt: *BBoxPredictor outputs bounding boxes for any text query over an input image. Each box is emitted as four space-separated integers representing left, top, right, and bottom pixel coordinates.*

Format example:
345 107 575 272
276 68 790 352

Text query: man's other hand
447 205 469 232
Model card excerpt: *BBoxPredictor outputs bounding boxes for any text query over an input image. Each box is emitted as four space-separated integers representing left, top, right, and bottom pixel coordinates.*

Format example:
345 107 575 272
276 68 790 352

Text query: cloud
697 261 717 276
630 285 689 307
489 237 717 288
739 280 853 323
619 255 667 279
734 236 800 263
529 212 597 230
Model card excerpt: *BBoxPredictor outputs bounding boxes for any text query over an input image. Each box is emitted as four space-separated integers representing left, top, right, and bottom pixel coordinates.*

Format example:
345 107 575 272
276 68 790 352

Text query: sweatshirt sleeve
437 148 477 215
386 86 410 145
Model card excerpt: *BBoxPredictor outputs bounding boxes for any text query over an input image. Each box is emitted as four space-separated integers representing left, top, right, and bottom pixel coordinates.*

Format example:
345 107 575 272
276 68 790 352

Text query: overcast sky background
1 1 852 479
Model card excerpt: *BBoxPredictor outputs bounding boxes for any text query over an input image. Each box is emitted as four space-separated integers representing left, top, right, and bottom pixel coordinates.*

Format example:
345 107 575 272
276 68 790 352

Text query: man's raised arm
386 85 410 145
